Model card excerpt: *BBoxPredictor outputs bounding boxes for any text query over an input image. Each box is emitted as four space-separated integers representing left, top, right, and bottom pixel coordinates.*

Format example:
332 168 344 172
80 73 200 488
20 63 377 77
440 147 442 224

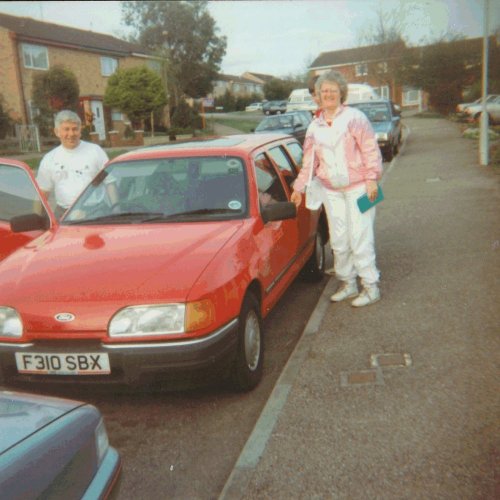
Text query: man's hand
366 181 378 202
291 191 302 208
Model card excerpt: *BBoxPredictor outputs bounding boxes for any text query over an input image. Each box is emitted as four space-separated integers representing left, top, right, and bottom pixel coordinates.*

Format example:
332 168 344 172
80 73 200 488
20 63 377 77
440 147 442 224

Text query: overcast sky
0 0 497 77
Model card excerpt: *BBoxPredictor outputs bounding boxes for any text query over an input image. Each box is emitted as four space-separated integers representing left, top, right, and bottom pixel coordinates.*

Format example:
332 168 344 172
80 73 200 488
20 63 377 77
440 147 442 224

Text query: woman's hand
291 190 302 208
366 181 378 202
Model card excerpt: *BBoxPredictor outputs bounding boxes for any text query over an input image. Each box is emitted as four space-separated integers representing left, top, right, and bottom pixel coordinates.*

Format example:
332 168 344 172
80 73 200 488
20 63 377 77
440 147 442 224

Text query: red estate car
0 135 328 391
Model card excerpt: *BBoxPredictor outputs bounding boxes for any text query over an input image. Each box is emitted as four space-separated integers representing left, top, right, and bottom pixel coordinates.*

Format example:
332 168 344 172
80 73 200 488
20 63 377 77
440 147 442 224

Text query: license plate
15 352 111 375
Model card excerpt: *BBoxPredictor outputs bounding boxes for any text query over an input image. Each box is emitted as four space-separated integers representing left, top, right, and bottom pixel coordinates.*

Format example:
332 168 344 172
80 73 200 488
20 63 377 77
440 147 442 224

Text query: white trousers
322 184 380 287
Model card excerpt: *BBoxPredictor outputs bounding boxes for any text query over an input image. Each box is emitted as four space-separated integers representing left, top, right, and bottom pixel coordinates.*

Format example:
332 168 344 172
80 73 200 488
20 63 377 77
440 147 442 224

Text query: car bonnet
0 391 82 452
0 221 243 331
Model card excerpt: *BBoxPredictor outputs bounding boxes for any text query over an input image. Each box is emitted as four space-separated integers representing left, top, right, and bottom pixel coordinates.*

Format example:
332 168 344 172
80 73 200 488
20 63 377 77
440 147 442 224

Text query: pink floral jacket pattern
294 105 383 193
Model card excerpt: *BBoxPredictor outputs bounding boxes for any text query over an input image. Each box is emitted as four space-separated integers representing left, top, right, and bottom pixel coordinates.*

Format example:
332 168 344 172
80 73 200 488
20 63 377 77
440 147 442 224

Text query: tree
104 66 167 128
122 1 227 105
32 65 80 135
264 78 296 100
397 36 479 114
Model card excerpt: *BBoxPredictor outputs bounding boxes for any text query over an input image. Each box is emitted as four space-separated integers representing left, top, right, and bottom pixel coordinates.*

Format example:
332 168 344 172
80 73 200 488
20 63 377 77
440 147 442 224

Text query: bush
171 100 202 130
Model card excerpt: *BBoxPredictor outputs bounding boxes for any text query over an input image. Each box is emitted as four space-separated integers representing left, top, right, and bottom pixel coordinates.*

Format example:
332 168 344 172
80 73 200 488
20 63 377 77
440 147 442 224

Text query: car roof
109 134 297 162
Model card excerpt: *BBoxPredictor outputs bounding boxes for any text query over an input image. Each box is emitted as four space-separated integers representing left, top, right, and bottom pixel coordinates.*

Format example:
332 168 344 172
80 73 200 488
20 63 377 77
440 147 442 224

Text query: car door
252 152 298 301
0 160 55 261
266 142 317 260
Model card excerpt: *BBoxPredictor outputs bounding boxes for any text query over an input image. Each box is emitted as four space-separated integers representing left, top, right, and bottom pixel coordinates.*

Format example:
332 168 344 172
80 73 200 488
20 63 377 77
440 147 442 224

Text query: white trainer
351 286 380 307
330 282 358 302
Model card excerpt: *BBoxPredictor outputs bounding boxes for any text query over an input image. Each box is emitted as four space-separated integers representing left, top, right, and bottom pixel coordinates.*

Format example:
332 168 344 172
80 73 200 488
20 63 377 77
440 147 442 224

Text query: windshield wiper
64 212 164 224
142 208 239 222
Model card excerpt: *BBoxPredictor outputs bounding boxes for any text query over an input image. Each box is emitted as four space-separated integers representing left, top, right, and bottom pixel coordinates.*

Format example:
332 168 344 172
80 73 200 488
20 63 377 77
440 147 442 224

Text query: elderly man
36 110 116 218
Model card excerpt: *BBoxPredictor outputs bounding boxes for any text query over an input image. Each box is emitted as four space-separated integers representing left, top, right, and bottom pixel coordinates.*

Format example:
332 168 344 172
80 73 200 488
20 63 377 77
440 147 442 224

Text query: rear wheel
230 293 263 391
302 229 326 282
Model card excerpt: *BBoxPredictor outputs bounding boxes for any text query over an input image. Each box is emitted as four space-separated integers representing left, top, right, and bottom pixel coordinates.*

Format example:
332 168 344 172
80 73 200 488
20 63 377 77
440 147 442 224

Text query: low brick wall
107 130 144 147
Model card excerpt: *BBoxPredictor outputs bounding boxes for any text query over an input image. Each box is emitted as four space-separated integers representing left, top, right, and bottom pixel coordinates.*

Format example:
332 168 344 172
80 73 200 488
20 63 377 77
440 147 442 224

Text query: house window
111 109 124 121
375 86 390 99
22 43 48 70
147 60 162 74
355 63 368 76
377 62 388 73
233 83 241 92
403 87 420 106
101 57 118 77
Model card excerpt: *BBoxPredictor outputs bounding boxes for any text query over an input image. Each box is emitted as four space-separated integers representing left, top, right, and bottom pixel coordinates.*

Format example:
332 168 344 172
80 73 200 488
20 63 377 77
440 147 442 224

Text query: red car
0 135 328 391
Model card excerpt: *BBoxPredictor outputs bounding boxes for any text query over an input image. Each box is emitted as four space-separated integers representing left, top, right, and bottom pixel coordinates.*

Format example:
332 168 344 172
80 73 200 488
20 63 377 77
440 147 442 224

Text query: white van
346 83 378 104
287 83 378 112
286 88 318 113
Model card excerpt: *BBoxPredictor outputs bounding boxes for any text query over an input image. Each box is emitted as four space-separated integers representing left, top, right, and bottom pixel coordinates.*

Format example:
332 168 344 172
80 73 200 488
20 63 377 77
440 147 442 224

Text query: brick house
0 12 165 141
309 37 499 111
241 72 275 88
309 41 426 110
211 74 264 99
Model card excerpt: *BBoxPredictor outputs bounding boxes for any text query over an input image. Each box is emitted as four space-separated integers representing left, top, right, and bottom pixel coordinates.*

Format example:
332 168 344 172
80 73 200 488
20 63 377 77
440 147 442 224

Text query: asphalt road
21 272 329 499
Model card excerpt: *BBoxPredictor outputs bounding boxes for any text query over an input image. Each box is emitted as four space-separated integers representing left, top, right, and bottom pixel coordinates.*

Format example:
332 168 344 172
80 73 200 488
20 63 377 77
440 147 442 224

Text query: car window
64 156 248 223
352 103 390 122
284 142 303 169
0 164 50 223
267 146 297 184
253 153 288 209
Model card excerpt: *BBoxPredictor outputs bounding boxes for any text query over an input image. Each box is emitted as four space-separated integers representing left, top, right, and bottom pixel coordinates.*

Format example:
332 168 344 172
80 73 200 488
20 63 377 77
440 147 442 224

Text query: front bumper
0 319 239 387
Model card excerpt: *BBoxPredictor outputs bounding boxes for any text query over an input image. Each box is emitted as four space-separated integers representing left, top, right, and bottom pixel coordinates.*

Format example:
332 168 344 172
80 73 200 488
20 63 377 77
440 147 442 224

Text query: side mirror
261 201 297 223
10 213 50 233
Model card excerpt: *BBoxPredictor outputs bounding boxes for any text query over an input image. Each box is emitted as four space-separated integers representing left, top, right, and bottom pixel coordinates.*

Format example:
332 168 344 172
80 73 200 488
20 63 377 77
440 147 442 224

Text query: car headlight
95 418 109 465
0 307 22 338
109 304 186 337
376 132 388 141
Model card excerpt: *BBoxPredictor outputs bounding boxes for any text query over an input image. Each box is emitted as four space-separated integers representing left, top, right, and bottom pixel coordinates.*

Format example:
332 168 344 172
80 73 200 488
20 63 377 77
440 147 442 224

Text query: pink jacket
294 105 382 193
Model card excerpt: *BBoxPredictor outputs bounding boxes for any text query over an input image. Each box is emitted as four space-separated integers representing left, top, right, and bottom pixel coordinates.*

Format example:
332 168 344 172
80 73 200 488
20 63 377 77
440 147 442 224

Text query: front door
90 100 106 140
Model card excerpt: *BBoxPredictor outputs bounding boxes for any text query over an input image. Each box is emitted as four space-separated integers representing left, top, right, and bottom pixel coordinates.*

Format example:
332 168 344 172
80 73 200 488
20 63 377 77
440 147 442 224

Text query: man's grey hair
54 110 81 128
315 70 349 104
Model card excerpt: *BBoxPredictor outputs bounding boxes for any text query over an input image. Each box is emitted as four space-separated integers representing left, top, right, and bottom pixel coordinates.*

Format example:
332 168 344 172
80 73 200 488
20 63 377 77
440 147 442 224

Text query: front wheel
230 293 264 391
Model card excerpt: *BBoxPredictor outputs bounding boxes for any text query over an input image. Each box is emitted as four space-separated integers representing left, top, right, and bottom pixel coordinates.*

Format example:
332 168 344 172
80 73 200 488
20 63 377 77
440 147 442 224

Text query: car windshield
351 103 391 122
256 115 295 132
63 156 248 225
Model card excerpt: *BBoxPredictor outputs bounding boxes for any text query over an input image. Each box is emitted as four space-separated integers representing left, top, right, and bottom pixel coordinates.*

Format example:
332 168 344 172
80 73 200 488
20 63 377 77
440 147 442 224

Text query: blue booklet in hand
357 185 384 213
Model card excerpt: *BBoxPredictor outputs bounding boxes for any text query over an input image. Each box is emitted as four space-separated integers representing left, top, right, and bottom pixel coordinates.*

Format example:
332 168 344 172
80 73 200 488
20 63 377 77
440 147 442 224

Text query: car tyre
384 145 394 162
230 293 264 391
302 229 326 282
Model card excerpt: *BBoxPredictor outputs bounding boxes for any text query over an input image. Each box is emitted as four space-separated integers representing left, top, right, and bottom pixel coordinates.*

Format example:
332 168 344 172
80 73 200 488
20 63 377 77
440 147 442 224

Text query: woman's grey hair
315 70 349 104
54 110 81 128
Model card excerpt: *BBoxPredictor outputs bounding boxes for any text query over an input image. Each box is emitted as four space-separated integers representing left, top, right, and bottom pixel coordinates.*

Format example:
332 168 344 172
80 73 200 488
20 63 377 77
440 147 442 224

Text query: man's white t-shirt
36 140 109 208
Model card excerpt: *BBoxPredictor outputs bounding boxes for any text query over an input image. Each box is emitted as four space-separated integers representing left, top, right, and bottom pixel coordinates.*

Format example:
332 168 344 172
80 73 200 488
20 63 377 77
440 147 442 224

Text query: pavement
220 116 500 499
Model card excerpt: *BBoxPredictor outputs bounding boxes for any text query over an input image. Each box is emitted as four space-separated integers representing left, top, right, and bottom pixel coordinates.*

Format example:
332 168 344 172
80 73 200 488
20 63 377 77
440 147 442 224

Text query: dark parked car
253 111 312 144
0 390 121 499
349 100 402 161
262 100 287 115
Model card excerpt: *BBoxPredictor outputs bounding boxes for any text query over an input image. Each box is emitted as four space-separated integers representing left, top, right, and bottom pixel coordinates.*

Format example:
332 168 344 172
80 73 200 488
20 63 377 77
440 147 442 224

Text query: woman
291 70 383 307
